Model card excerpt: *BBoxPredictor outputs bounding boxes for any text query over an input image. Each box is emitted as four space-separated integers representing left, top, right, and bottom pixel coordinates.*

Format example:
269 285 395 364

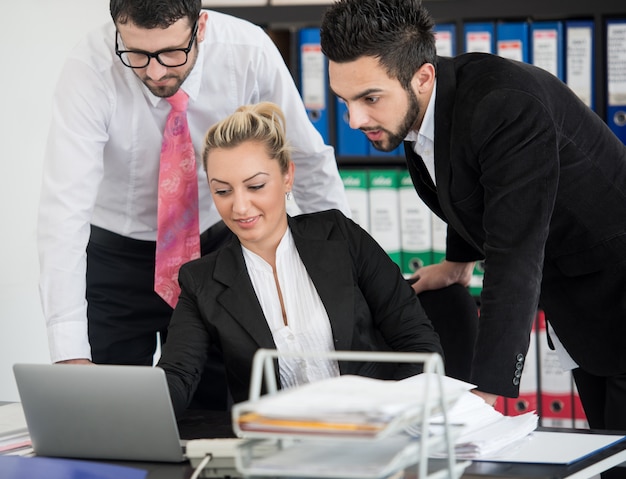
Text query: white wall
0 0 110 401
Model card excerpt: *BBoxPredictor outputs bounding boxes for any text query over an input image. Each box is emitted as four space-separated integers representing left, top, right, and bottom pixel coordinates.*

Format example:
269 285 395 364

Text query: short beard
369 87 421 152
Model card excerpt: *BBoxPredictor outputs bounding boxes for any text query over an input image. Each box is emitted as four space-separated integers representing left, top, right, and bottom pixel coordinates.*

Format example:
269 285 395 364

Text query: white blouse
242 228 340 388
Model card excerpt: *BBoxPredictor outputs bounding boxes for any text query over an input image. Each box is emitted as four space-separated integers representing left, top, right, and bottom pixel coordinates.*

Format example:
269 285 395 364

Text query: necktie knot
166 89 189 112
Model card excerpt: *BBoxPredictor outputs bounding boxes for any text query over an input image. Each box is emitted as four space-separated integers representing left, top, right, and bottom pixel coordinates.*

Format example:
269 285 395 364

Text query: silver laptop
12 363 186 462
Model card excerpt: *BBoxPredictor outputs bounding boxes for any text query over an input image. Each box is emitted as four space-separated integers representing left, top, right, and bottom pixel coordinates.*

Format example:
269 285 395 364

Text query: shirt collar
405 80 437 145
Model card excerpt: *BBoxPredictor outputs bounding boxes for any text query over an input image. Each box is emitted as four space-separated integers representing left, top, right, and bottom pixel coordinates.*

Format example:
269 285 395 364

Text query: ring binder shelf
231 349 471 479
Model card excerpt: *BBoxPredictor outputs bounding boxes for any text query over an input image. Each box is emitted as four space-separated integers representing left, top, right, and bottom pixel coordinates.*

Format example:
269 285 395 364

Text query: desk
6 410 626 479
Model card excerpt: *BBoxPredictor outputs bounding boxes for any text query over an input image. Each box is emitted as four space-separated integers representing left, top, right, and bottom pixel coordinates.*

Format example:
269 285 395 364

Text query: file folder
606 19 626 144
531 21 565 79
368 169 402 267
463 22 495 53
368 143 404 158
335 99 369 156
434 23 457 57
496 21 530 63
298 27 330 144
399 169 433 275
339 168 370 232
565 20 595 110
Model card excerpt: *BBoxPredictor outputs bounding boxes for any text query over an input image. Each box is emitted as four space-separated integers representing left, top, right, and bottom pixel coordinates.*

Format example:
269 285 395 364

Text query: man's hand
471 389 499 407
408 260 475 294
55 359 94 365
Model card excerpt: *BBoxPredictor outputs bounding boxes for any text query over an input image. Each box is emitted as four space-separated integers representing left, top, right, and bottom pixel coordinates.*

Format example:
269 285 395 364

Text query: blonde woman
158 102 442 414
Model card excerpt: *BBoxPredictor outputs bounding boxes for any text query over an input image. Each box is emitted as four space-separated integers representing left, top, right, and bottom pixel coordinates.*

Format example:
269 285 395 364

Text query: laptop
12 363 186 462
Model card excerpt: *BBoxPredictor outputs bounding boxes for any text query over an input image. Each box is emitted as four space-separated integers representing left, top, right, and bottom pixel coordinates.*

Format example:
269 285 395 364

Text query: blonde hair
202 102 292 174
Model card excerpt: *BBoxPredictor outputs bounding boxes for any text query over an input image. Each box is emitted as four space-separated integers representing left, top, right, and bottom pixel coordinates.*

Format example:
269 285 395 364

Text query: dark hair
110 0 201 28
320 0 437 88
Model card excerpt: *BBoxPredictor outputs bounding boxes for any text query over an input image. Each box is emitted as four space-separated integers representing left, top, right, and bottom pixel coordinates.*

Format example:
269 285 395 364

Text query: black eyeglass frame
115 20 199 69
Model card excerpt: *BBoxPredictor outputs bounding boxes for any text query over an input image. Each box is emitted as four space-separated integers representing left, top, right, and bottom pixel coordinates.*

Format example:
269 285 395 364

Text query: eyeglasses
115 20 198 69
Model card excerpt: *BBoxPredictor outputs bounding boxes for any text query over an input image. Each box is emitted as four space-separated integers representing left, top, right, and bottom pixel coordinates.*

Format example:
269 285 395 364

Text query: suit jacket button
513 377 520 386
516 353 524 362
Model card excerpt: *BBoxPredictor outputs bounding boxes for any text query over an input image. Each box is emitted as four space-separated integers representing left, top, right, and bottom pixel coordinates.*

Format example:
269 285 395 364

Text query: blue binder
368 143 404 158
496 21 530 63
434 23 457 57
298 27 330 144
463 22 495 53
530 21 565 80
606 18 626 144
565 19 595 111
335 98 369 156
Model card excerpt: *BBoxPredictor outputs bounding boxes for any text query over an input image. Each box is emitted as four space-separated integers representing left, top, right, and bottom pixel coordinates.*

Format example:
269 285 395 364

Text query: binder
468 260 484 297
505 312 539 417
339 169 370 233
606 18 626 144
537 311 574 428
367 169 402 268
368 143 404 157
565 20 595 110
496 21 530 63
530 21 565 80
434 23 457 57
463 22 495 53
430 214 447 265
298 28 330 144
335 99 369 156
399 169 433 276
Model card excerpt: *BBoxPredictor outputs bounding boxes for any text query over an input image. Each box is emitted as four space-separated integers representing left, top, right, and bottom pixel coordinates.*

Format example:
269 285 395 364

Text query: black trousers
86 222 233 410
86 223 478 409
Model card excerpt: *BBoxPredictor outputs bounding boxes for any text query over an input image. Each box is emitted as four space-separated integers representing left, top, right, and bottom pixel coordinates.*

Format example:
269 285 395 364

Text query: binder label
607 23 626 106
301 44 326 110
566 26 593 107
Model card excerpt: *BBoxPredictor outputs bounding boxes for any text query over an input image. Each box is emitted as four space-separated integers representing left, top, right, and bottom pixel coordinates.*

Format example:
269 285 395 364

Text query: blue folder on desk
0 456 147 479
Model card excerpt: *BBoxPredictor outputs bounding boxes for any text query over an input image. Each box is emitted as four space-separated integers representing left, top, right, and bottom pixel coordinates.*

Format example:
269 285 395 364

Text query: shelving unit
208 0 625 155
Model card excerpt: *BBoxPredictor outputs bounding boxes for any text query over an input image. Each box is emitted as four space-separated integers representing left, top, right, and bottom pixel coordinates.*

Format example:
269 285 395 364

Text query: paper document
0 404 28 437
423 391 538 459
236 374 475 437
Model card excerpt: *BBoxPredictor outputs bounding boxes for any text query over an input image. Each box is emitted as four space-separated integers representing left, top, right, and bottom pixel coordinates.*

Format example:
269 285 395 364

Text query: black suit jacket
405 53 626 397
158 210 442 414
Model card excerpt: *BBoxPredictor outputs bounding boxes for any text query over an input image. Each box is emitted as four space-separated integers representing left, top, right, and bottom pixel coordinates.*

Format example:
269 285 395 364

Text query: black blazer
158 210 442 414
405 53 626 397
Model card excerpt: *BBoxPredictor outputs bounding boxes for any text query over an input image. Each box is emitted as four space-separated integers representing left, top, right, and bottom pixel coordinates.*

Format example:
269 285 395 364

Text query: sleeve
158 266 213 417
339 212 444 366
254 32 351 217
468 89 559 397
37 57 110 362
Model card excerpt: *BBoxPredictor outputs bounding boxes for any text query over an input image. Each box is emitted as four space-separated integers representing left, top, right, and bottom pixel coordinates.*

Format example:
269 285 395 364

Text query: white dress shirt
405 82 437 185
38 10 350 362
242 229 340 388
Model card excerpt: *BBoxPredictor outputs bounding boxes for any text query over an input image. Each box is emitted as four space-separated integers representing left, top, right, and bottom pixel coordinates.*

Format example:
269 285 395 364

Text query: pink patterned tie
155 90 201 308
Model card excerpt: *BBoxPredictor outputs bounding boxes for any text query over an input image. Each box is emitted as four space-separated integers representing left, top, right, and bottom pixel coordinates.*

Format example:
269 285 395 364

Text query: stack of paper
424 392 538 459
235 373 475 438
0 404 31 456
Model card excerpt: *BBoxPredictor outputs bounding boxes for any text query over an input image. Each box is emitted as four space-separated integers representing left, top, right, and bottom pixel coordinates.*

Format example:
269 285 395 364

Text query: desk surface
6 409 626 479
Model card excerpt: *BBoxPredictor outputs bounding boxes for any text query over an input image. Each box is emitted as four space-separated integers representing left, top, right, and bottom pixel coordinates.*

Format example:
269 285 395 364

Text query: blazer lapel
213 242 276 349
288 216 355 352
432 57 482 252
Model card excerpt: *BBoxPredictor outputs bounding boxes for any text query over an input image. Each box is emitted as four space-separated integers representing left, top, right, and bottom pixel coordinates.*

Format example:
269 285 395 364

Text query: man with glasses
38 0 350 409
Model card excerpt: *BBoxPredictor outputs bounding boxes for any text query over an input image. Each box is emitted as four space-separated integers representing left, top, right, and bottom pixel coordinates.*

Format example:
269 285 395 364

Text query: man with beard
320 0 626 466
37 0 351 409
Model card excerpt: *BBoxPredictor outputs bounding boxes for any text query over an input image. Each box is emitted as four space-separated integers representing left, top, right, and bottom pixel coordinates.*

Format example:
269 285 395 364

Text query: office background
0 0 110 401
